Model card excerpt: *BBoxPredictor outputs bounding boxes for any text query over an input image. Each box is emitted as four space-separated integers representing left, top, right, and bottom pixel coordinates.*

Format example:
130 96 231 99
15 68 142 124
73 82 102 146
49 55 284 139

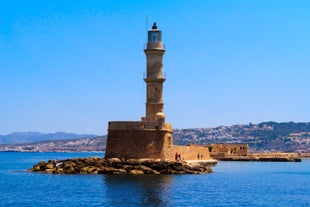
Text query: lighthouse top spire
152 22 158 30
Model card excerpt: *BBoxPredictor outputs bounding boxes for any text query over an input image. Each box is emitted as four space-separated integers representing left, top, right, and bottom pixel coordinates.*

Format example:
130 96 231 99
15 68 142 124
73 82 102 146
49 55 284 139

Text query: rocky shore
28 157 217 175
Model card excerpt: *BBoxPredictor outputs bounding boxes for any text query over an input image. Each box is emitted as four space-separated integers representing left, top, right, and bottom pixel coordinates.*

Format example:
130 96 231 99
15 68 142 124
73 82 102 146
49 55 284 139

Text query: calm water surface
0 152 309 207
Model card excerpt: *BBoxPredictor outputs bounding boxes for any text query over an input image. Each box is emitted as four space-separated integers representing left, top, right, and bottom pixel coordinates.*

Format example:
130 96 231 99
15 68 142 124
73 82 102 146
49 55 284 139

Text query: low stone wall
208 143 249 157
172 144 210 160
28 157 217 175
300 153 310 158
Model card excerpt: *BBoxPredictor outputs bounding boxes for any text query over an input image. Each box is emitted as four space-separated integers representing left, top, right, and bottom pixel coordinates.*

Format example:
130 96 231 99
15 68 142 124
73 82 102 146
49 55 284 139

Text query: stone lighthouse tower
105 22 173 160
105 22 212 161
143 22 166 122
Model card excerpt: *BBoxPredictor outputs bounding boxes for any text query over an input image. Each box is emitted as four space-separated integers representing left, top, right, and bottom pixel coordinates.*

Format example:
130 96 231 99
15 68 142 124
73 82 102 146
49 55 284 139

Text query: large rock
63 166 76 174
129 169 144 175
100 166 118 174
138 165 160 174
32 165 41 171
108 158 122 164
45 168 54 173
113 168 127 174
45 163 54 169
56 167 64 174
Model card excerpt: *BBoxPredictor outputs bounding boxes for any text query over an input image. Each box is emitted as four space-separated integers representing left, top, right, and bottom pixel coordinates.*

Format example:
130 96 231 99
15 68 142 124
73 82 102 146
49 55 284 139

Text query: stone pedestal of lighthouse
105 23 173 160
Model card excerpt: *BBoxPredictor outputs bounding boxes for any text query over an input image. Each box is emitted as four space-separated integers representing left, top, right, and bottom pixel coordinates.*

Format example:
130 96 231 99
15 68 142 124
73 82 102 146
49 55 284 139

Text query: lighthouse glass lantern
148 22 162 42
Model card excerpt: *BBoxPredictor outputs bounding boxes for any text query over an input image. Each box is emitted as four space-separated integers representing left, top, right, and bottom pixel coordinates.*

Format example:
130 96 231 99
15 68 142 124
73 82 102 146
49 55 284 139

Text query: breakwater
29 157 217 175
214 153 301 162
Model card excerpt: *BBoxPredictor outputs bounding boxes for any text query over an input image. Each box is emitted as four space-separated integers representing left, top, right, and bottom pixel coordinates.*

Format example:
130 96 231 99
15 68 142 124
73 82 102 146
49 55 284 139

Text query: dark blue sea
0 152 309 207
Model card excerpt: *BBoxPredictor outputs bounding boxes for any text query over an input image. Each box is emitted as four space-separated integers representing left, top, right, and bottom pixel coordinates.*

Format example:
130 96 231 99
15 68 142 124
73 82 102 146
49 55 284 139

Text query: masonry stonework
207 143 249 159
173 144 211 160
106 121 173 160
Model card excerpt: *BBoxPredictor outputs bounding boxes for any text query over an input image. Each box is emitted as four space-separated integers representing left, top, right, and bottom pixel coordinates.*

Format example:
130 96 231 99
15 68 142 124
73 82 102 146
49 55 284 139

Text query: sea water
0 152 309 207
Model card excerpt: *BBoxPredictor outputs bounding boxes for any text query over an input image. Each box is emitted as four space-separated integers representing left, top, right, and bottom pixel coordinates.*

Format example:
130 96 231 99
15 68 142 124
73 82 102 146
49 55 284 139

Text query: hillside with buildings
173 122 310 153
1 122 309 153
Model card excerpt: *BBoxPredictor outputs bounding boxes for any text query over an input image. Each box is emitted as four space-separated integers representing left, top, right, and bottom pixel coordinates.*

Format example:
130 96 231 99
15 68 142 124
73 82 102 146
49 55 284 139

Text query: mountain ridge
0 131 97 144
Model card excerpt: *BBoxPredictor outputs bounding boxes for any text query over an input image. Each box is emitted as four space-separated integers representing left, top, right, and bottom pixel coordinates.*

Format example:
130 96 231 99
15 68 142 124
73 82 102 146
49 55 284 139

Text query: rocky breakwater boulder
29 157 217 175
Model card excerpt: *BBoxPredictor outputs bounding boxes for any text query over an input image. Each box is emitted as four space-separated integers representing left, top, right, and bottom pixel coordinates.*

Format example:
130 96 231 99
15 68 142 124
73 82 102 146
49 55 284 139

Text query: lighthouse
105 22 211 161
105 22 173 160
143 22 166 122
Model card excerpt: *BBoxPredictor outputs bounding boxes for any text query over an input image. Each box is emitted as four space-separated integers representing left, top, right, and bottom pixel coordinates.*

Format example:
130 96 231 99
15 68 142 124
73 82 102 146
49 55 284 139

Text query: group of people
175 152 182 161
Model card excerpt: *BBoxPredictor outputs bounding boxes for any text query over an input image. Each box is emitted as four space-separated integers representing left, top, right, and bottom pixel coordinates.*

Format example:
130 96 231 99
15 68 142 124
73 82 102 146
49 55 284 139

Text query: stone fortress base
105 117 212 161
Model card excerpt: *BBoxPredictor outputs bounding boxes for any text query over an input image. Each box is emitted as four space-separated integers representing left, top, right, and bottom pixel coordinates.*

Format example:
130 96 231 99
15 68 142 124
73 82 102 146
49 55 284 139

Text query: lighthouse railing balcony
144 43 165 50
143 72 166 79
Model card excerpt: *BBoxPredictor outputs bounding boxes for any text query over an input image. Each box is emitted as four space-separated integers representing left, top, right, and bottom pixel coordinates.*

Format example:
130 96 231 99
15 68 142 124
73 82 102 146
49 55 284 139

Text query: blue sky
1 1 310 135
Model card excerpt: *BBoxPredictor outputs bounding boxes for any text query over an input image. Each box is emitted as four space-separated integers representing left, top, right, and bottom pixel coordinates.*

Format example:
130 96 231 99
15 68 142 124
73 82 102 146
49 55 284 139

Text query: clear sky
1 0 310 135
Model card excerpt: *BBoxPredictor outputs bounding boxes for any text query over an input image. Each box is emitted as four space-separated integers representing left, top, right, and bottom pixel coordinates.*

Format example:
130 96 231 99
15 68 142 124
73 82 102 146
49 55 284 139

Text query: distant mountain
0 136 106 152
0 132 97 144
